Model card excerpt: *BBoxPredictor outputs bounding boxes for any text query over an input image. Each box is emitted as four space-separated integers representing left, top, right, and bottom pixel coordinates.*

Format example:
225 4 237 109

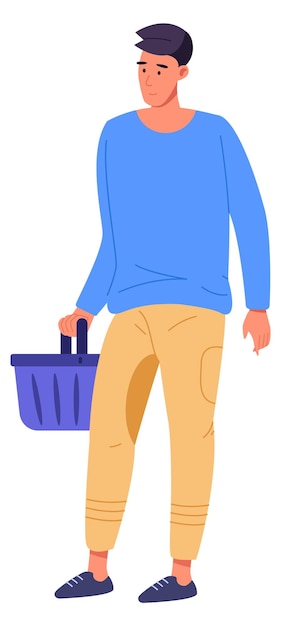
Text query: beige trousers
85 304 225 559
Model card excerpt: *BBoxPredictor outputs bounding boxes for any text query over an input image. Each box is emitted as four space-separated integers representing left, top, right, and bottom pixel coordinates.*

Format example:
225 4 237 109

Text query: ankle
88 550 109 581
176 573 192 586
172 558 192 586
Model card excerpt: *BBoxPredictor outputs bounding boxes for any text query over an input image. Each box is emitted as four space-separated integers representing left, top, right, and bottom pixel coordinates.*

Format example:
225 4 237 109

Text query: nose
145 73 152 87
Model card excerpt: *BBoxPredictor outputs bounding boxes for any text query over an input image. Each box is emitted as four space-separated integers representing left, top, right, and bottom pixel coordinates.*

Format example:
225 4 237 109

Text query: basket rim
11 354 99 366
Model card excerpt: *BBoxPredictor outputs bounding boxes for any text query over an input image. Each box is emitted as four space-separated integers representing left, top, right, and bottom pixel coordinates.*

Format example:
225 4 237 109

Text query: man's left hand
243 310 271 355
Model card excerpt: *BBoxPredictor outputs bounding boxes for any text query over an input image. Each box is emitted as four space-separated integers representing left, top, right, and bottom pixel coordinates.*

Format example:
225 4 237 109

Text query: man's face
137 50 188 107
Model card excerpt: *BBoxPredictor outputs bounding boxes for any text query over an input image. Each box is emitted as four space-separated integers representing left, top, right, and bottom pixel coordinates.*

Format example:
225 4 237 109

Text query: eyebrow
136 62 168 69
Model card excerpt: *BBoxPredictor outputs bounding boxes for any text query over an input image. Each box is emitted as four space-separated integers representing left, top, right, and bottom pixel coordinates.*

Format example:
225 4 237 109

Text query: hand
243 310 271 355
58 307 94 337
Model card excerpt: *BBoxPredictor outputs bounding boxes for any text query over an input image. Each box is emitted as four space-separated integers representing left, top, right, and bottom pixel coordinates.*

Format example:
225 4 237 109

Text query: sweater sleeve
220 117 270 310
76 122 116 315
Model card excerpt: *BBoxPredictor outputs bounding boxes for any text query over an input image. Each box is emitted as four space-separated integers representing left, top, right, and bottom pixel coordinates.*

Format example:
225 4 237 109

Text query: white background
1 1 280 624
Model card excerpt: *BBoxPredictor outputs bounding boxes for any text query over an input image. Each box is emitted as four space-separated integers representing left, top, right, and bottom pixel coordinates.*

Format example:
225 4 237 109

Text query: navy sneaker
138 576 197 603
55 571 113 598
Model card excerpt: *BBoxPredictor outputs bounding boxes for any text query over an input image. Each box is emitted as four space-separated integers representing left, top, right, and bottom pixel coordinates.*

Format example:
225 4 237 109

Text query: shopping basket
10 318 99 430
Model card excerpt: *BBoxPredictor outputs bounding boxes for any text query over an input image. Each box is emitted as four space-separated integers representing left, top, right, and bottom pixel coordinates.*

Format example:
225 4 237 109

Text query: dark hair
135 23 193 66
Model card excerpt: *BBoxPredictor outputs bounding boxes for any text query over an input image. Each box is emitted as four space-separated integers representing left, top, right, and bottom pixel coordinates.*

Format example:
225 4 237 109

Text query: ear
178 65 189 81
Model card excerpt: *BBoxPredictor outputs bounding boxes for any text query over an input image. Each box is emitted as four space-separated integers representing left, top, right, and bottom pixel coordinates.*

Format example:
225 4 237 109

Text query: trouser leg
152 305 225 560
85 308 158 551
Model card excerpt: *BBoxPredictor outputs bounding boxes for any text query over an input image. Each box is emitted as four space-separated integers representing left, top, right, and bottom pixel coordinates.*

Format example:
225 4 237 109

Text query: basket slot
53 374 61 426
32 374 43 426
74 374 79 426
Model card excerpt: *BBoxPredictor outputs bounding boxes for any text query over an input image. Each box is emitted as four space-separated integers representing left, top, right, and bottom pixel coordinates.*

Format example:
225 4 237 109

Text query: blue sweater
76 111 270 315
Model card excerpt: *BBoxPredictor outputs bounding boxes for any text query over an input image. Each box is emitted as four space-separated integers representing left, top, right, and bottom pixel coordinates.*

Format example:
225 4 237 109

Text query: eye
157 70 161 75
142 68 146 73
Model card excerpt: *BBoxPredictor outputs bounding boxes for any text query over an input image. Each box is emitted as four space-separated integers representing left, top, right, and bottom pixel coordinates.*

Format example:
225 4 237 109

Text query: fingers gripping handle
60 318 88 354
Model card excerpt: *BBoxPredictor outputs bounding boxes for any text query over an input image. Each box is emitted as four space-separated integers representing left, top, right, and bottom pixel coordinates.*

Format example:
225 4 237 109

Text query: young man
55 23 270 603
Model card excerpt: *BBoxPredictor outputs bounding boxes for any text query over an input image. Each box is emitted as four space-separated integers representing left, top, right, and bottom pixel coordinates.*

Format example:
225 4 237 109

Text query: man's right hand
58 307 94 337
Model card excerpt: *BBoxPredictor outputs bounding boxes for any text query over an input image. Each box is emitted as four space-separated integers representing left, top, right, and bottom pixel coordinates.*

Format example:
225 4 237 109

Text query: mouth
148 93 157 96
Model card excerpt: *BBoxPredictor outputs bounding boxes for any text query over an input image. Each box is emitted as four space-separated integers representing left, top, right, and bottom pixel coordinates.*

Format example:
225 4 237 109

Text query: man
55 23 270 603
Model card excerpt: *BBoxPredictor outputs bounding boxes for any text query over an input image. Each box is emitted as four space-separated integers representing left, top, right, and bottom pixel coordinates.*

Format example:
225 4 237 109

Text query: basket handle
60 318 88 355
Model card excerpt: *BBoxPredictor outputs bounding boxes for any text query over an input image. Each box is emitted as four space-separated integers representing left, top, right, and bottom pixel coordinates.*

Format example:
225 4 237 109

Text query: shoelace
66 575 84 588
151 578 169 591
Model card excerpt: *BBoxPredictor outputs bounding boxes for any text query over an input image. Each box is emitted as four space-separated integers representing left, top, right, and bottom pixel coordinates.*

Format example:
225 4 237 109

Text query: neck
150 90 181 118
137 89 196 133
